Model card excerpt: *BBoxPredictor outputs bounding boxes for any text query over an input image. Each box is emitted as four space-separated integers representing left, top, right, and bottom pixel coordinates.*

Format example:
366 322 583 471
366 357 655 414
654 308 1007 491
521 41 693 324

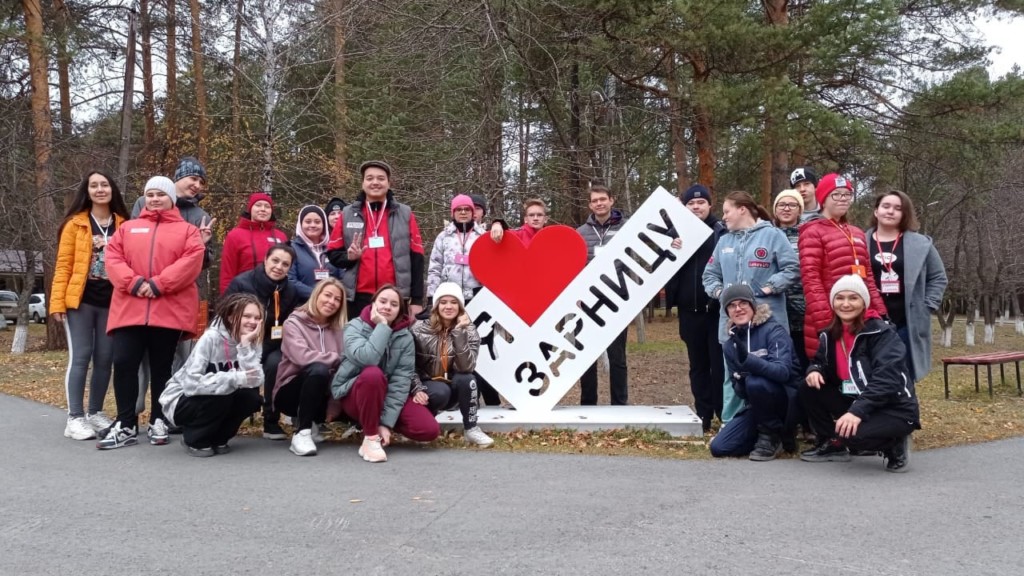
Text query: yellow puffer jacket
50 211 126 314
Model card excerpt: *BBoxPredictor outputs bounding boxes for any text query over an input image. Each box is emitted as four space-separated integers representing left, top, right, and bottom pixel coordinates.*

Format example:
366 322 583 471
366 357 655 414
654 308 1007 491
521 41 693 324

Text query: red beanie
815 173 853 207
247 192 274 212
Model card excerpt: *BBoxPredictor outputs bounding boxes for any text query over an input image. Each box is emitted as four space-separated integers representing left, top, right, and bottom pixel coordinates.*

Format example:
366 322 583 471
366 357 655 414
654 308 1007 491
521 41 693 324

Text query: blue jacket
722 304 798 401
702 219 799 342
289 235 343 300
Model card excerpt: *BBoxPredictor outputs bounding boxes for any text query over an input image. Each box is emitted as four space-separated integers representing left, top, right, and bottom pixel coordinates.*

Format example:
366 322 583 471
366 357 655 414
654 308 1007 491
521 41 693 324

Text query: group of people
667 167 947 472
49 156 946 471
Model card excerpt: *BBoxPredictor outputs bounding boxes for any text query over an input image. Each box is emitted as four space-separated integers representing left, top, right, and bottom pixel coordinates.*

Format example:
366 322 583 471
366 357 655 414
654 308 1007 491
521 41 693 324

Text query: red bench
942 352 1024 399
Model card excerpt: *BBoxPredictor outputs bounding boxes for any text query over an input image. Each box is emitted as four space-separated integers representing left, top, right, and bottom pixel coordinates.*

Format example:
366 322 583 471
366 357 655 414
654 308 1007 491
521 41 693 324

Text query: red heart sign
470 225 587 326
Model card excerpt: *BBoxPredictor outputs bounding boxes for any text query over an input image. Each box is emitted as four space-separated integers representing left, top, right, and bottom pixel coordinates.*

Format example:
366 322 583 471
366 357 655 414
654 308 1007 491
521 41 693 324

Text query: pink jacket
274 308 344 403
105 208 205 337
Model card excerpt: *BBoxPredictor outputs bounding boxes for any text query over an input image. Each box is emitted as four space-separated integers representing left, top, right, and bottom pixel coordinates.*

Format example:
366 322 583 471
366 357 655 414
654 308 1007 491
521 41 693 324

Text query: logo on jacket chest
748 247 770 268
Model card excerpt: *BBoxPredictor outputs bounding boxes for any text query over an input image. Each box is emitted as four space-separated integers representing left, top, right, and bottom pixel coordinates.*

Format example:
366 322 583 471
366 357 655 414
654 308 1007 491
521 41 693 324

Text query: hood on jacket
294 205 329 251
137 207 186 224
727 218 774 236
358 301 413 331
726 303 772 331
584 208 625 228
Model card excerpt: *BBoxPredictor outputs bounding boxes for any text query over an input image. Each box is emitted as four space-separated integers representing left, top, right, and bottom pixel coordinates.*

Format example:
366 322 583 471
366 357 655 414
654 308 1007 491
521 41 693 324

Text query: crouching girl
410 282 493 447
332 284 440 463
274 278 347 457
159 294 265 456
709 284 798 461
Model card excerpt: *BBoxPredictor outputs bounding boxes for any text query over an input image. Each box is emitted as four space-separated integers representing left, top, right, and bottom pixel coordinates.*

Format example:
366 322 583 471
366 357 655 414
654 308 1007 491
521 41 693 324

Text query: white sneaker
86 412 113 433
148 418 169 446
358 436 387 462
290 429 317 456
64 416 96 440
464 426 494 448
311 422 324 443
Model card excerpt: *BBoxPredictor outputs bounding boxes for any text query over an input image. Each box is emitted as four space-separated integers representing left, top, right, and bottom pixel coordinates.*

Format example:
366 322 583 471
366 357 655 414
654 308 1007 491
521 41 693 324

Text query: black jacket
223 265 301 354
665 213 726 313
807 317 920 428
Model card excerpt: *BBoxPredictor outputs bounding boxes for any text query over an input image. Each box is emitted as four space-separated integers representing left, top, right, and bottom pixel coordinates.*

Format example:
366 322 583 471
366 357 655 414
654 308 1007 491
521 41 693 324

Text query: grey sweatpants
63 303 114 417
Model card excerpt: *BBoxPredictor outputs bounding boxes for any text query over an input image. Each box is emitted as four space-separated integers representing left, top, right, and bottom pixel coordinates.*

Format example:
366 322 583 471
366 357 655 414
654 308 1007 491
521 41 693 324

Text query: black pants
348 293 375 321
174 388 262 449
580 328 628 405
424 373 478 429
112 326 181 429
678 310 724 425
800 383 915 452
261 347 283 423
274 362 331 431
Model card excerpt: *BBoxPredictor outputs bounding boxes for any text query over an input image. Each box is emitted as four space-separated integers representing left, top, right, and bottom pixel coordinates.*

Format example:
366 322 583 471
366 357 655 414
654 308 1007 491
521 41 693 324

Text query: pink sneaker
358 435 387 463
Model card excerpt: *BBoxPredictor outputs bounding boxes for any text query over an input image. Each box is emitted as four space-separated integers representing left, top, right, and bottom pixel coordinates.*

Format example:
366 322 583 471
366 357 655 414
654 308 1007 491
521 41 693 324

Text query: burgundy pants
339 366 440 441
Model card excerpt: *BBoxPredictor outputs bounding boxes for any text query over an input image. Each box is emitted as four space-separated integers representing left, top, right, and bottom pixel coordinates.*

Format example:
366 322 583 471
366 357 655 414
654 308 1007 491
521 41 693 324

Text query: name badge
368 235 385 249
454 253 469 265
880 279 900 294
130 228 150 234
346 222 364 229
841 379 860 395
850 264 867 278
314 268 330 280
271 325 283 340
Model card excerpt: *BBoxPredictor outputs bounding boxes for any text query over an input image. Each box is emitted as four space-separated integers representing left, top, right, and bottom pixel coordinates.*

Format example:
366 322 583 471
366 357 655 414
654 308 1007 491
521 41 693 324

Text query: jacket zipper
145 214 161 325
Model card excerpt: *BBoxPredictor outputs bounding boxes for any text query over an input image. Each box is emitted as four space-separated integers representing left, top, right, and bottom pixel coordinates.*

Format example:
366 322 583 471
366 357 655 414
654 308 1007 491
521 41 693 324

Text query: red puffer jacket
105 208 206 337
219 216 288 294
798 217 887 358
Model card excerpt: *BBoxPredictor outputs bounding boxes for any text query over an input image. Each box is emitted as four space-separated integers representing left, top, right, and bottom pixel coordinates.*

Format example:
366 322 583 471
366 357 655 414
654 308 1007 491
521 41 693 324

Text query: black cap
789 166 819 187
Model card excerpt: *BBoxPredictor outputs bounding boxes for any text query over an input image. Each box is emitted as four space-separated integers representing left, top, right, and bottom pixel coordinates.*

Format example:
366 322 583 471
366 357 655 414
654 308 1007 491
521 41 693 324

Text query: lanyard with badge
454 231 471 265
829 220 866 278
591 223 610 258
270 290 283 340
839 337 860 395
90 212 112 245
874 233 902 294
313 249 330 280
366 200 387 249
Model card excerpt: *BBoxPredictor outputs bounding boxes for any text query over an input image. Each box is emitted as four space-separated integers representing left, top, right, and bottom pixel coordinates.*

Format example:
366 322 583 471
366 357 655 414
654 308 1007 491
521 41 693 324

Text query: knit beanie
296 205 328 245
433 282 465 309
469 194 487 216
682 183 711 205
247 192 274 213
450 194 475 218
324 197 346 215
773 189 805 213
359 160 392 179
144 176 177 204
830 274 870 309
815 173 853 207
719 283 756 309
173 156 207 183
789 166 818 187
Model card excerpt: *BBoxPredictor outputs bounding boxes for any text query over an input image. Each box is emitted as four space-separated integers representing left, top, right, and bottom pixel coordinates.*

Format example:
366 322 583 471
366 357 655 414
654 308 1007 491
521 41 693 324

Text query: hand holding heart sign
469 226 587 326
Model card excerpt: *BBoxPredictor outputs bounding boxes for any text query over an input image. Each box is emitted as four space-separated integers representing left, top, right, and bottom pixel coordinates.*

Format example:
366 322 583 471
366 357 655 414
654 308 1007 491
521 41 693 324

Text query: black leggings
274 362 331 431
424 372 478 429
800 383 915 452
112 326 181 428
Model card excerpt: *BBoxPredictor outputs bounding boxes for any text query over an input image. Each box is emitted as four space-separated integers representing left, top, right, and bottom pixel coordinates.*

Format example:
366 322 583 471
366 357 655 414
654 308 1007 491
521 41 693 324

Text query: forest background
2 0 1024 352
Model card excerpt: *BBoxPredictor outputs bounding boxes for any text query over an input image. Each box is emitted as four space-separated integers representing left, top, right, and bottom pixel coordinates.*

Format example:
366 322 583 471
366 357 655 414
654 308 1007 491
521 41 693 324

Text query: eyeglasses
831 191 854 201
775 203 800 210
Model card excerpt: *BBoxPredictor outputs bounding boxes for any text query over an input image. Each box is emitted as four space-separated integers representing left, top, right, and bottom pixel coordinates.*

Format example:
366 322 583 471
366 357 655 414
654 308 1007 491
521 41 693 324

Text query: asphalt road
1 393 1022 575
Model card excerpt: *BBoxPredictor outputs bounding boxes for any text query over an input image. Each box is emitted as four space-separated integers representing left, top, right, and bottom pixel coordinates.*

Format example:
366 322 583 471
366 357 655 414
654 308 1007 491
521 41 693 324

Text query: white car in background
29 293 46 323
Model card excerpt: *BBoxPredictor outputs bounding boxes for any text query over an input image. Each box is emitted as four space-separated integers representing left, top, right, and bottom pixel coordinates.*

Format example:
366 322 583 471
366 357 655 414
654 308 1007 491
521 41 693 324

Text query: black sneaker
883 436 911 473
749 432 781 462
212 443 232 455
263 419 287 440
800 438 851 462
181 437 214 458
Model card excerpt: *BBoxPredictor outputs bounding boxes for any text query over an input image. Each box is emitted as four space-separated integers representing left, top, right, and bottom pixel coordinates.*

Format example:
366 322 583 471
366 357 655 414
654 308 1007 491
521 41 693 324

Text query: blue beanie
174 156 207 183
682 184 711 205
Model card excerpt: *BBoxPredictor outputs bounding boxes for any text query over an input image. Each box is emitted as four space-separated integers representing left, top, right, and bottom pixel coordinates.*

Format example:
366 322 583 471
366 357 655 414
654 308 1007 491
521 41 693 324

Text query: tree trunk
164 0 177 172
141 0 156 166
22 0 64 351
1011 288 1023 335
231 0 243 196
11 255 37 354
688 53 715 190
568 60 586 224
52 0 72 138
188 0 208 163
333 0 348 190
982 292 996 344
118 8 137 190
937 296 955 347
665 50 688 194
965 295 977 346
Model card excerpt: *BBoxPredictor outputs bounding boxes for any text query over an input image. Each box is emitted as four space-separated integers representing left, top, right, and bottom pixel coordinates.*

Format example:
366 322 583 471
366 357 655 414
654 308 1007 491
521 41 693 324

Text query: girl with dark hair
332 284 440 463
51 171 130 440
223 244 302 440
159 293 266 456
866 191 947 381
703 190 799 422
275 278 348 456
800 275 920 472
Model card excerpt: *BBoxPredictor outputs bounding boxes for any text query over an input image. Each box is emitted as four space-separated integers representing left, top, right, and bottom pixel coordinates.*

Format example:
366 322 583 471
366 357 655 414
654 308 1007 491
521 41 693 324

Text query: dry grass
2 315 1022 458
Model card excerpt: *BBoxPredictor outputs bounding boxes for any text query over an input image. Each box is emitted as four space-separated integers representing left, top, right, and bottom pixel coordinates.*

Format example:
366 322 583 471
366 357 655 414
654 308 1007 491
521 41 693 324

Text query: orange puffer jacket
798 217 887 359
50 211 126 314
104 208 205 337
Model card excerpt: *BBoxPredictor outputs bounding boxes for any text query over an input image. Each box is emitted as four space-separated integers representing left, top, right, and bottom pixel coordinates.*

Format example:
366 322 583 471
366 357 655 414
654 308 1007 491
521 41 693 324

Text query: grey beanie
719 284 756 309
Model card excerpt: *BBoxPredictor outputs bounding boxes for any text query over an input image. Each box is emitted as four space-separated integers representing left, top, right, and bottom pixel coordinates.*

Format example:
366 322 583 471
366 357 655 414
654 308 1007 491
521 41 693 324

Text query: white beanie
830 274 870 309
432 282 465 309
144 176 177 205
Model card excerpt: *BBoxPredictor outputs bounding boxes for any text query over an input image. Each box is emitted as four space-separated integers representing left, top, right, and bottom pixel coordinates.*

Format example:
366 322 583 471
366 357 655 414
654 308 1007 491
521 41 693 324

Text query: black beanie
789 166 819 187
469 194 487 216
682 184 711 205
324 197 346 215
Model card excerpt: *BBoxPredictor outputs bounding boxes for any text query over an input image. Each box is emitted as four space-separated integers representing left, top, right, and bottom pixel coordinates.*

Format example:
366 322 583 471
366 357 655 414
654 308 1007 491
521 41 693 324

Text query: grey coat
866 228 947 381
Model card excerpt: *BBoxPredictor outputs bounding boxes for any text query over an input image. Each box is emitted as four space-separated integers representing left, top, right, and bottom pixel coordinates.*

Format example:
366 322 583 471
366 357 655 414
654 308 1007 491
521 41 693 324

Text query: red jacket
105 208 206 337
798 217 887 358
219 216 288 294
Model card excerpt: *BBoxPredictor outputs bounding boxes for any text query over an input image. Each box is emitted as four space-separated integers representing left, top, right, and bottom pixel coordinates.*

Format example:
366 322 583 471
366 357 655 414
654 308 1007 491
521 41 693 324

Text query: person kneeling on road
710 284 798 461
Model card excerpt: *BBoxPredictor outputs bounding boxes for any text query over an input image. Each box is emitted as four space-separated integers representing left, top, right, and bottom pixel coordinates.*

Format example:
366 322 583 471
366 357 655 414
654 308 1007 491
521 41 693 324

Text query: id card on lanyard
839 337 860 395
270 290 283 340
366 200 387 250
830 220 866 278
875 233 902 294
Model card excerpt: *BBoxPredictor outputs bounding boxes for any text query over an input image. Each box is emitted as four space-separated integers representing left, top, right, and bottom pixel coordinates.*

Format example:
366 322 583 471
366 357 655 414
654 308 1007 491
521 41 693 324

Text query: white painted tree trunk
966 319 976 346
984 323 995 344
942 326 953 347
10 323 28 354
1016 319 1023 335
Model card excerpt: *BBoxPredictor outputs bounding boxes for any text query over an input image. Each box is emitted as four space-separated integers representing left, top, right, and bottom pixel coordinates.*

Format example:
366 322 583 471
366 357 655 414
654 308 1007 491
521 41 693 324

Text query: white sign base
435 406 704 438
